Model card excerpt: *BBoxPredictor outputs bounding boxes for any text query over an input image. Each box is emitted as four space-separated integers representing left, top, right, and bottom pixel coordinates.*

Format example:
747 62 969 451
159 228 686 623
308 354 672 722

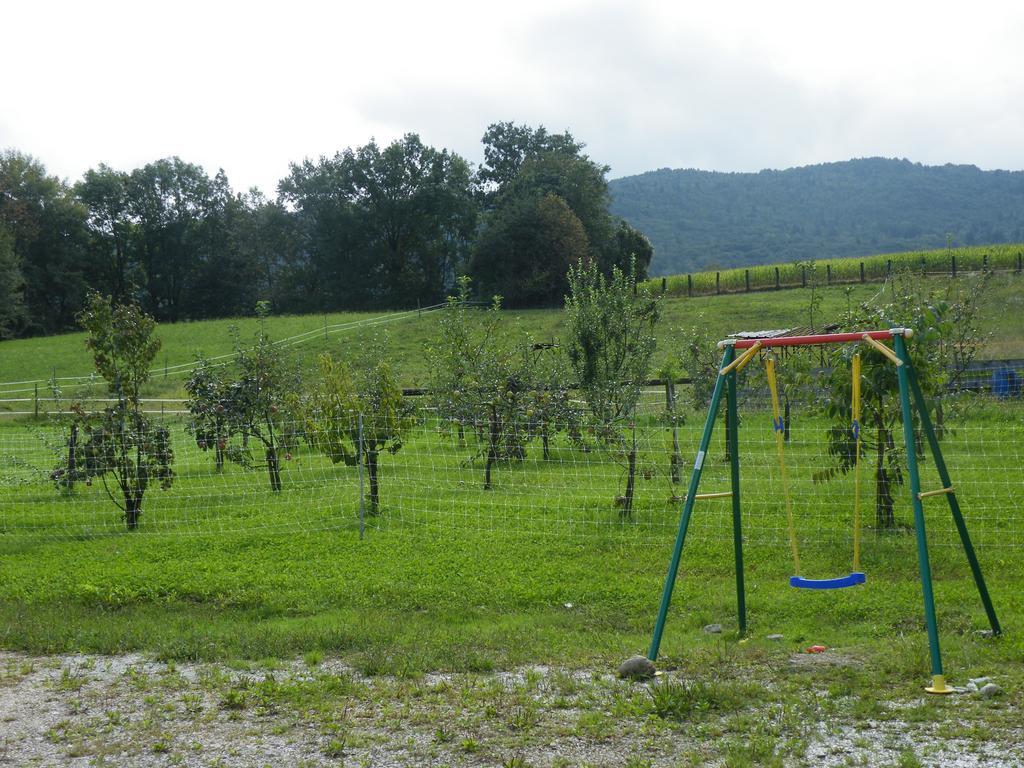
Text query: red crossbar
730 329 904 349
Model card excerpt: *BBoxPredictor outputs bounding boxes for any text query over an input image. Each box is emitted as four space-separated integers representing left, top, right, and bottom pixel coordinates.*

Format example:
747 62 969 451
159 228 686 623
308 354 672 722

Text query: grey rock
618 655 656 680
975 629 995 638
766 634 784 641
703 623 723 634
980 683 1001 699
969 677 991 688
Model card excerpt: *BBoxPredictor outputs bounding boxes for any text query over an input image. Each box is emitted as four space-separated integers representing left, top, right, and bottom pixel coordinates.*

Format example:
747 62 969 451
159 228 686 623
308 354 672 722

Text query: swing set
646 329 1001 694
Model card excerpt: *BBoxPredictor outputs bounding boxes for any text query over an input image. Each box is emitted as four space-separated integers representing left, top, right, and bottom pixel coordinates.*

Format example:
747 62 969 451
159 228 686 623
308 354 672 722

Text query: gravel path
1 651 1020 767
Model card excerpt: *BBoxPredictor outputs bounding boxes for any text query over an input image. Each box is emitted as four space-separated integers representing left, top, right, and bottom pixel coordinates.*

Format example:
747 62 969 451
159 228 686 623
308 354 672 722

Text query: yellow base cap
925 674 954 695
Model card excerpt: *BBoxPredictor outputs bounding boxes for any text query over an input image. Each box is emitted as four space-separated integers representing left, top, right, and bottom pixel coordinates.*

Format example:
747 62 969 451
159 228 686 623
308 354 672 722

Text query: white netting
1 375 1022 553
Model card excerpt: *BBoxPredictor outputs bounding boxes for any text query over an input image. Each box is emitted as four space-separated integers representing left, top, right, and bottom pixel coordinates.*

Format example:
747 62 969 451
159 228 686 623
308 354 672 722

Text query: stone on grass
980 683 1001 699
618 655 656 680
766 634 784 642
974 629 995 639
703 623 723 634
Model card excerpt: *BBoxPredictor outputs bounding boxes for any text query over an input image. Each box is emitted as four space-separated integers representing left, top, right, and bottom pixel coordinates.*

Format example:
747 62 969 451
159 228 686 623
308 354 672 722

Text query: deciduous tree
565 258 660 516
73 293 174 529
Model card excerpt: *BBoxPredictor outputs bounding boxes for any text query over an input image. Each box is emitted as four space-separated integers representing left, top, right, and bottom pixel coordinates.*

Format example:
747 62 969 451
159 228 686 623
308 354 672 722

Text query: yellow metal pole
918 487 954 500
766 356 800 576
861 334 902 366
852 353 862 572
720 341 762 375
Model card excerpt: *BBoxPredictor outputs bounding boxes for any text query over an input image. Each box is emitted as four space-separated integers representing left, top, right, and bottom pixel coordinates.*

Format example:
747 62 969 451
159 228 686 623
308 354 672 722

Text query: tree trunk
366 448 380 513
215 427 225 472
542 427 550 460
65 423 78 490
266 446 282 492
125 492 142 530
622 438 637 518
875 422 895 528
484 407 499 490
666 381 681 484
783 398 791 443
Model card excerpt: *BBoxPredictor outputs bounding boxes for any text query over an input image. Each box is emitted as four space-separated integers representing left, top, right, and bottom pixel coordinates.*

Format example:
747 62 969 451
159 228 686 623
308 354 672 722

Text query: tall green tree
477 122 586 193
0 150 89 334
474 122 653 295
125 157 232 321
0 225 26 338
76 165 135 303
280 134 477 309
470 193 589 307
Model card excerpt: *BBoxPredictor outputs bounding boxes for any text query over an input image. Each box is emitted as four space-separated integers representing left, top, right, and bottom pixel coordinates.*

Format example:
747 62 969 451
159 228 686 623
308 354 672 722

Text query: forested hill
608 158 1024 276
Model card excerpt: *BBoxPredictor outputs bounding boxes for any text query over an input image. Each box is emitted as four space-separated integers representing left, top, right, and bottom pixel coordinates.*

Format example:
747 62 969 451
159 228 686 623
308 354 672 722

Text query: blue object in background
992 367 1021 398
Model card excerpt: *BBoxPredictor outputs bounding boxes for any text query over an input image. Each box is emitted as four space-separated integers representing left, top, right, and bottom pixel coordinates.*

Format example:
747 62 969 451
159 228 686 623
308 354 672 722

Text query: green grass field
651 243 1024 298
2 395 1021 681
2 270 1023 404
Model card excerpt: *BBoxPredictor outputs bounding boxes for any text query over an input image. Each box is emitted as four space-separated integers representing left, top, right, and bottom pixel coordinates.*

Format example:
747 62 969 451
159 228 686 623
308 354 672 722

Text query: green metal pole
904 364 1001 635
727 368 747 636
648 345 734 661
894 334 947 692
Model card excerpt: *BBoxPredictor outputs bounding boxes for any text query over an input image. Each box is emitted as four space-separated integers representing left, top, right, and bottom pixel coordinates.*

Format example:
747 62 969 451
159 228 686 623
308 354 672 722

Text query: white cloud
2 0 1022 191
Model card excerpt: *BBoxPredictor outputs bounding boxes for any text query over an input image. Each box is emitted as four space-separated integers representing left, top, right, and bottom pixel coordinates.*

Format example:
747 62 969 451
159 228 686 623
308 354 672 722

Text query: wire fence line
4 358 1022 418
1 379 1021 552
651 247 1024 298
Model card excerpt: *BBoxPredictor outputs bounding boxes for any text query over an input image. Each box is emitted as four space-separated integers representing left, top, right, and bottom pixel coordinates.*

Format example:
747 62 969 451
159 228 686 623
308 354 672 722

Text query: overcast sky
4 0 1023 193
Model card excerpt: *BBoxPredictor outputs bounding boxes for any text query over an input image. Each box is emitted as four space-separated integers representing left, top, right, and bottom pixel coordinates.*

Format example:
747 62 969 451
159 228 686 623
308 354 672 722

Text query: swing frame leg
727 365 747 636
648 347 736 661
904 363 1001 636
894 335 948 694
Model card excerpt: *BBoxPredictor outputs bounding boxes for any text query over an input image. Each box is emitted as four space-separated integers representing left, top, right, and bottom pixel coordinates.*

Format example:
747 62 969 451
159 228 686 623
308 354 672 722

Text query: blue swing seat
790 572 865 590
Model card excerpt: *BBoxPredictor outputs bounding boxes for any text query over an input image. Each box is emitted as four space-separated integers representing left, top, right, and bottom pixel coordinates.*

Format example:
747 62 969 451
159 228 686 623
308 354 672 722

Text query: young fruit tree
426 276 484 445
564 258 660 516
72 292 174 529
814 271 988 528
184 356 237 471
301 352 414 513
426 280 545 489
222 306 301 491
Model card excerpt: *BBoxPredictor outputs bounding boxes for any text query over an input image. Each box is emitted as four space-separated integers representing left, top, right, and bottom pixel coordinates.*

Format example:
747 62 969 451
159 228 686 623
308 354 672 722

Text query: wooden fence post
687 274 693 297
745 269 750 292
716 272 720 294
860 261 865 283
826 264 831 285
775 266 780 289
952 255 956 278
801 266 806 287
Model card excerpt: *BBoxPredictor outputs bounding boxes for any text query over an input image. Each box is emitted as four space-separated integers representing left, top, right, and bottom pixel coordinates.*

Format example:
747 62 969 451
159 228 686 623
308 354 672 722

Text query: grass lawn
2 274 1022 402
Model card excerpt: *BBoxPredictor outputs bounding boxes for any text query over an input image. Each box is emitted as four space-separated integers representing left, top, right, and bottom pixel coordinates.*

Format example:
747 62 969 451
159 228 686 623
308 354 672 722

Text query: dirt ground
1 651 1020 767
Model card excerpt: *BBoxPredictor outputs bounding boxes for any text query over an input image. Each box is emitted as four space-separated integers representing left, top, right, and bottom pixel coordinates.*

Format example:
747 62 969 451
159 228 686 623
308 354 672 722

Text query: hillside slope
609 158 1024 275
